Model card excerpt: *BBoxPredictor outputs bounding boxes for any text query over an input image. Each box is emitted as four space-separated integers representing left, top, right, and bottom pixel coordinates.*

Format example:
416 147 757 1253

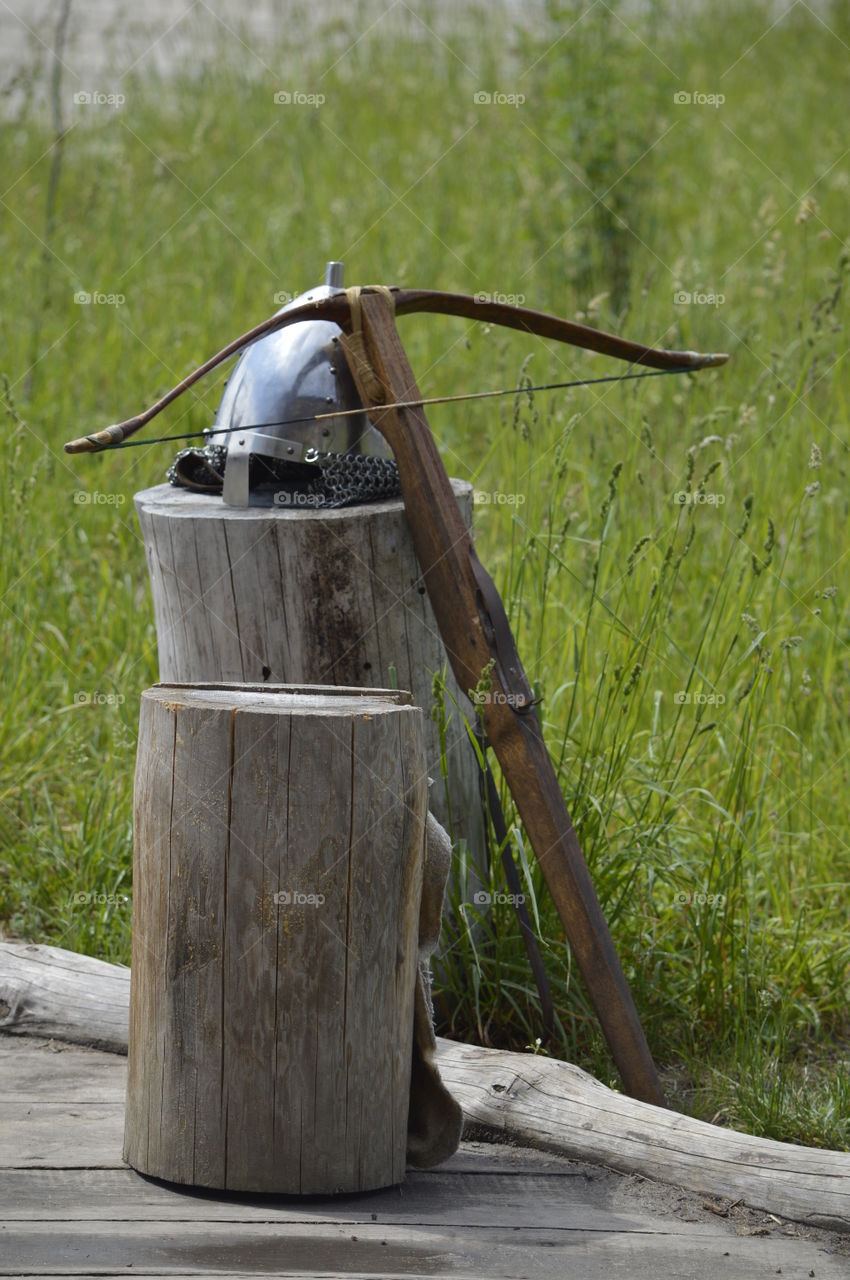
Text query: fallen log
1 940 848 1230
0 941 129 1053
437 1039 850 1233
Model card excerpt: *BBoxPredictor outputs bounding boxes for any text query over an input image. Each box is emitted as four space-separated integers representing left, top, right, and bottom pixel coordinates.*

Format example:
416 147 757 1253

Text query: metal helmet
216 261 391 506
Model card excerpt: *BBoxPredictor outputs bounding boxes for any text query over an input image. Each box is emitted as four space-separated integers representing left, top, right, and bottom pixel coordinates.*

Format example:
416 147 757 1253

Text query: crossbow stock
66 279 729 1106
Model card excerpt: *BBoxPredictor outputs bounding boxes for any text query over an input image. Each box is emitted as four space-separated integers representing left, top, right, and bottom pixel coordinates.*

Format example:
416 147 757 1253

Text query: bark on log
124 683 428 1194
133 481 486 877
3 942 849 1229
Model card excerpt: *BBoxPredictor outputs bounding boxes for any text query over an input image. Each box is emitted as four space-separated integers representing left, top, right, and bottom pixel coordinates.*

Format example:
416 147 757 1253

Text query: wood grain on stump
124 683 427 1194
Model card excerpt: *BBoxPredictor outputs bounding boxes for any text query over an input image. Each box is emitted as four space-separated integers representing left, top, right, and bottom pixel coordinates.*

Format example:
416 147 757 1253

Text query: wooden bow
64 288 727 453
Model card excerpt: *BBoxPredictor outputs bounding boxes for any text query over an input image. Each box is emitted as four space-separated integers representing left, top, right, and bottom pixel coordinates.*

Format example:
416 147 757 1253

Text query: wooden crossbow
66 284 729 1106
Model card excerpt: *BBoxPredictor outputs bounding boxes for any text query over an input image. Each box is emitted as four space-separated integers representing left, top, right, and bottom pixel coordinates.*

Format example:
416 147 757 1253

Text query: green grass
2 1 849 1147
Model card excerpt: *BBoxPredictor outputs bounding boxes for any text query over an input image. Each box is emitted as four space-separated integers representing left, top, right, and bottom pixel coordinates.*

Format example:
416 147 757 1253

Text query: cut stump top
134 477 473 522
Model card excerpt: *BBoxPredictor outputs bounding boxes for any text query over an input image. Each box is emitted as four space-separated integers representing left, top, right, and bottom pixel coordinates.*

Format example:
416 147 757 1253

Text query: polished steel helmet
217 261 391 506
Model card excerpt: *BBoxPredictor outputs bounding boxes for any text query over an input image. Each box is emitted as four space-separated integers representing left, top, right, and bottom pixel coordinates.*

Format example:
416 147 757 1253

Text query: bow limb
394 290 730 371
64 287 729 454
64 295 353 453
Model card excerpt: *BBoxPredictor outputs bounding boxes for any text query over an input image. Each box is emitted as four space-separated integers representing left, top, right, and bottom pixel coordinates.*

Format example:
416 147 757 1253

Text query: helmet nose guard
218 261 392 507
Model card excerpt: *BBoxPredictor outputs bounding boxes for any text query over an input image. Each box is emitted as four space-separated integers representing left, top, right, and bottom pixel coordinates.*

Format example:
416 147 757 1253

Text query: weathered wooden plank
2 1219 846 1279
0 1101 126 1168
0 1166 631 1227
3 1042 849 1278
0 1040 125 1102
4 943 850 1232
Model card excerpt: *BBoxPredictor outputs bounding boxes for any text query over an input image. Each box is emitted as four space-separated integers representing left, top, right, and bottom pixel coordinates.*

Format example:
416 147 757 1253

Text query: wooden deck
1 1037 848 1278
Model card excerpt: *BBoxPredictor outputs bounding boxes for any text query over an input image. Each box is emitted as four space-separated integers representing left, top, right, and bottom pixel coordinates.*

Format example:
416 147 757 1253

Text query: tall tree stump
124 683 428 1194
134 482 485 882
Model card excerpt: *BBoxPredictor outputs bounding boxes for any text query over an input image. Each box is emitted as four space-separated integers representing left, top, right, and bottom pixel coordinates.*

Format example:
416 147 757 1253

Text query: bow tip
697 352 730 368
64 436 97 454
64 424 130 453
